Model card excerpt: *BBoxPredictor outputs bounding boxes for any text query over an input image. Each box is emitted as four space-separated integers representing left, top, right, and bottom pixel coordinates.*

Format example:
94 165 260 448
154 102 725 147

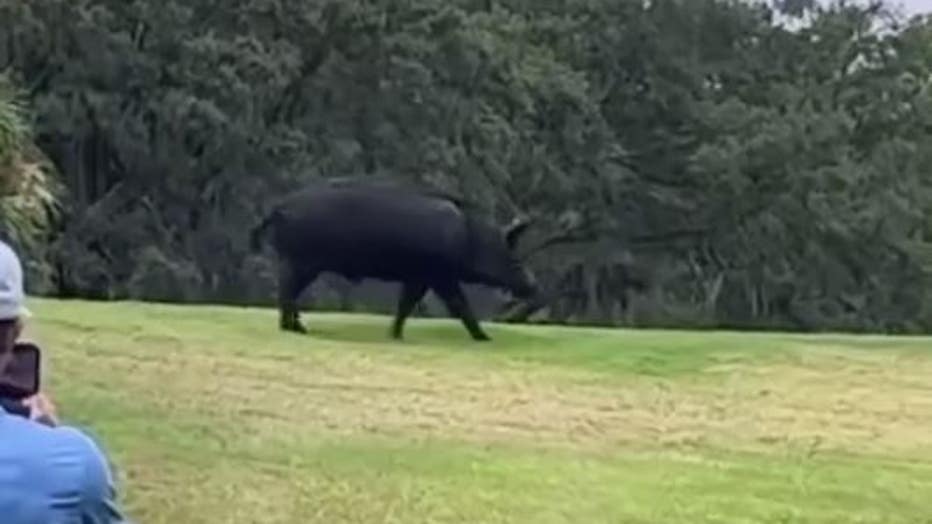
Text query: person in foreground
0 240 131 523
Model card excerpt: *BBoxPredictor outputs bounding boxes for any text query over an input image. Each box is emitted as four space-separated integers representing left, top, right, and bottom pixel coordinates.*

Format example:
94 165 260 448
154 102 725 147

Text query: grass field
21 297 932 523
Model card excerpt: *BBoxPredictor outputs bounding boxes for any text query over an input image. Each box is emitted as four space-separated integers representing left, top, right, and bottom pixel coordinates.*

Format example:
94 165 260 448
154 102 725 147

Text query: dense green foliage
0 73 60 263
1 0 930 332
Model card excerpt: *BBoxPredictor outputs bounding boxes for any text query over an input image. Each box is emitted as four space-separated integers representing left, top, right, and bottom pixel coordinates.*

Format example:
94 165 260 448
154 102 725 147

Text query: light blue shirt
0 406 129 523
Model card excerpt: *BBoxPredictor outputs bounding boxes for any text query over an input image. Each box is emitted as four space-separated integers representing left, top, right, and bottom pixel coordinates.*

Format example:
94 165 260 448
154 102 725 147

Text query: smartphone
0 341 41 400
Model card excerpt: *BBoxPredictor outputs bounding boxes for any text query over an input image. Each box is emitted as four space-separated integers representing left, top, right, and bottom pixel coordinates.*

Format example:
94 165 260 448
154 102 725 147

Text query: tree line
1 0 930 333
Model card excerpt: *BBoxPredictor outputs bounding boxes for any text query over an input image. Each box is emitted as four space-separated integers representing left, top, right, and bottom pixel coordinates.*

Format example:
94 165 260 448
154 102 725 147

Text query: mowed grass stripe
20 298 932 523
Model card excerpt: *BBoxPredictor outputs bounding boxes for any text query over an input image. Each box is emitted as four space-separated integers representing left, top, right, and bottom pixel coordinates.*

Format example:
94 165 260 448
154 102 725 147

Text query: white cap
0 240 31 320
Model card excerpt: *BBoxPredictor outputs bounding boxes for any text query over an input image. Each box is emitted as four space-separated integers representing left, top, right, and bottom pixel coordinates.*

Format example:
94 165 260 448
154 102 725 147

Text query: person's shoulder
51 424 109 460
52 424 129 518
2 419 110 490
51 425 115 481
1 417 129 521
11 422 115 492
1 413 89 452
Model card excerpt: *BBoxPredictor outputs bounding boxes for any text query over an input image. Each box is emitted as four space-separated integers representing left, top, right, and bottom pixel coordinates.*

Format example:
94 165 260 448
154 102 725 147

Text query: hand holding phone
0 342 56 425
0 341 41 400
22 393 58 426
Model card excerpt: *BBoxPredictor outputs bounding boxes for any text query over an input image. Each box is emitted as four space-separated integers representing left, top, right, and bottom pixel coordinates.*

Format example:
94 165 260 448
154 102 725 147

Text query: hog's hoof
280 323 308 334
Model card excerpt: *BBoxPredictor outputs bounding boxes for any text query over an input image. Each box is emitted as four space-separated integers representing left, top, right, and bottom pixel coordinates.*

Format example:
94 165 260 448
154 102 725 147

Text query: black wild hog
250 180 537 341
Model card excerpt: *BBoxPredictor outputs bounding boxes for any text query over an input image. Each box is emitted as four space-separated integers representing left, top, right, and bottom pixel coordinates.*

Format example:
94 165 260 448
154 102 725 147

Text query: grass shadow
300 313 549 350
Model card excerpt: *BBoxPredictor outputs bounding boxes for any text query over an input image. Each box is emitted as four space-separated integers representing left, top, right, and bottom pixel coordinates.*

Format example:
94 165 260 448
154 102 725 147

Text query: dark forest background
1 0 930 333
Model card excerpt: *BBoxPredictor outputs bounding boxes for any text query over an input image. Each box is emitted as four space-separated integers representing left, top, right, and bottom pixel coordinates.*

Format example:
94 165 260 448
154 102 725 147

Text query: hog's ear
504 217 531 249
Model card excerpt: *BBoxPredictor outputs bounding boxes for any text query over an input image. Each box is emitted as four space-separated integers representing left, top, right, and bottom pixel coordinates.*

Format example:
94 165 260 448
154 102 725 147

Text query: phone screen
0 342 41 399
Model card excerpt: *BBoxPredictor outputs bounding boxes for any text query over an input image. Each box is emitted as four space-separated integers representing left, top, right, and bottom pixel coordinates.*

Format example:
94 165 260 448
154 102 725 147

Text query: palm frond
0 73 62 248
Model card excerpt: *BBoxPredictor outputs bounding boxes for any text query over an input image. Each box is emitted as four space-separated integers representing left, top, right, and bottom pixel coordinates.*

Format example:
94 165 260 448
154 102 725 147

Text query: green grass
20 297 932 523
